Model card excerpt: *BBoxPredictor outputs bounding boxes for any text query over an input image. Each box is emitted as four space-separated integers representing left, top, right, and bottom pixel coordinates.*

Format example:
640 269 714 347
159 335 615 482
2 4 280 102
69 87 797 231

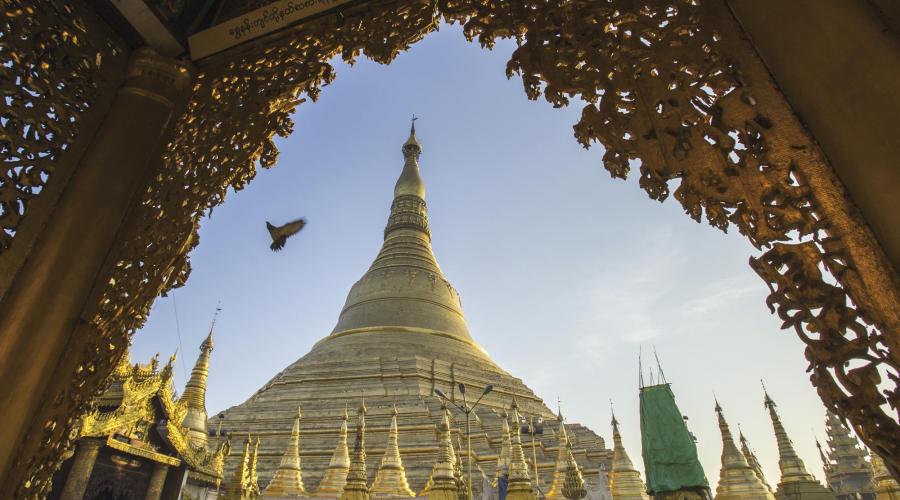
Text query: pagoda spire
328 123 474 345
181 308 217 447
428 403 459 500
561 441 587 500
371 406 416 498
714 400 775 500
763 387 818 484
762 386 834 500
547 410 571 499
222 435 254 500
740 430 774 494
609 408 649 500
316 408 351 498
341 402 370 500
506 399 536 500
263 406 308 497
822 409 873 499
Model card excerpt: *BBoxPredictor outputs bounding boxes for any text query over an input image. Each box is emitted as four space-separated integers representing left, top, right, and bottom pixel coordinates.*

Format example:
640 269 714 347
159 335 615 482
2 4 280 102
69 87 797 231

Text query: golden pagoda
370 406 416 498
609 410 650 500
507 399 537 500
429 405 459 500
870 453 900 500
547 411 572 499
341 402 371 500
714 401 776 500
263 406 308 497
740 431 775 494
315 409 352 498
211 124 611 494
821 410 874 500
762 389 835 500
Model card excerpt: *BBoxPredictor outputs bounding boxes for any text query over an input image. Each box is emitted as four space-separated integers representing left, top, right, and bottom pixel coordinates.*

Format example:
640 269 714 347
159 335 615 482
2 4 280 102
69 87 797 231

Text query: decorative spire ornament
561 442 587 500
370 406 415 498
713 400 775 500
739 430 774 494
762 385 834 500
428 404 459 500
181 311 216 447
609 408 649 500
506 399 536 500
821 409 874 498
316 409 351 498
263 406 307 497
341 402 370 500
548 410 571 499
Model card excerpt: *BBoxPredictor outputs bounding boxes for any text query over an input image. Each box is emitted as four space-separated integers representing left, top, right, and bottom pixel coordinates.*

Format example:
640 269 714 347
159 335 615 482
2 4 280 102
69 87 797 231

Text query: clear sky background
131 23 840 490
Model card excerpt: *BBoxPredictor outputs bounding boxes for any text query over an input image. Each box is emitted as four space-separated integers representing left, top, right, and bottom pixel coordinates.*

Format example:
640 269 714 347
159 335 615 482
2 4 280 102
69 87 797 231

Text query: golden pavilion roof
81 350 227 483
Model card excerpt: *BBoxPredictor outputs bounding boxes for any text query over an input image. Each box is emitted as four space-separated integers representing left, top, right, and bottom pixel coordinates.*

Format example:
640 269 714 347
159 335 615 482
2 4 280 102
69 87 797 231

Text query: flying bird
266 217 306 252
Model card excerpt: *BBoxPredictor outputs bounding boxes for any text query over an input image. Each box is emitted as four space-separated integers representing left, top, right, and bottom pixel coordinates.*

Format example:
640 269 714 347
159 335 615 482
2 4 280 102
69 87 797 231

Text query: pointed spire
506 399 536 500
428 403 459 500
609 407 649 500
316 409 351 498
341 402 370 500
822 408 873 497
371 406 415 498
762 386 834 500
181 309 218 447
547 411 571 499
263 406 308 497
739 430 774 494
762 386 818 485
329 123 475 345
714 401 775 500
561 441 587 500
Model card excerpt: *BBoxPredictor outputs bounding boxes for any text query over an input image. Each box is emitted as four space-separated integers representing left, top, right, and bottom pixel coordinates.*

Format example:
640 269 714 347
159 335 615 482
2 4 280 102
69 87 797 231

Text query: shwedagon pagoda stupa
210 124 615 496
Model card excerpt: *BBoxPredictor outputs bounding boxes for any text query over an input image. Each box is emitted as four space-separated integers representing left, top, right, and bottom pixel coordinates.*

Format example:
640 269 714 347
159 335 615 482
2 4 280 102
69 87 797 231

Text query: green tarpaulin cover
639 384 709 495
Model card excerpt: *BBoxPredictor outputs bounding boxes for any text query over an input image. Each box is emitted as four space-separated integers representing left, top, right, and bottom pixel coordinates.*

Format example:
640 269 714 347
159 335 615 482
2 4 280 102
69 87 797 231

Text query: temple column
59 438 103 500
0 48 193 492
145 463 169 500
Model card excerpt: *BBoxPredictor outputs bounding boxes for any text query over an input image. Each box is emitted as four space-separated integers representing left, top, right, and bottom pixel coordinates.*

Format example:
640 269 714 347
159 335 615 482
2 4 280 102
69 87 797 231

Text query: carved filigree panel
0 0 125 252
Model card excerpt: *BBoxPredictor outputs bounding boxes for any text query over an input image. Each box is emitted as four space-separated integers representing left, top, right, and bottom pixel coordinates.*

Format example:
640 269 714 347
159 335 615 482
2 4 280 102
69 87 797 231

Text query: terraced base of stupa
212 334 611 495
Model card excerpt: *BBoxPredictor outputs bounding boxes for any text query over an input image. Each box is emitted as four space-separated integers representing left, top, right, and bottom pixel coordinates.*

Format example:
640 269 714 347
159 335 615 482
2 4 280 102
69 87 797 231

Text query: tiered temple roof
821 410 874 500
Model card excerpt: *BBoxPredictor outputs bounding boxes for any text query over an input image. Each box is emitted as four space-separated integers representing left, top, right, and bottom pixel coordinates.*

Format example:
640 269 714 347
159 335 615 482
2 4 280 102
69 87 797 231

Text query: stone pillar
145 463 169 500
0 48 193 492
59 438 103 500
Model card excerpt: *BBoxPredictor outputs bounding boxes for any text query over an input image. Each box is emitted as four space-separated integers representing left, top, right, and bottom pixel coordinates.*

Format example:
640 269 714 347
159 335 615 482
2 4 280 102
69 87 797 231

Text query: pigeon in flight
266 218 306 252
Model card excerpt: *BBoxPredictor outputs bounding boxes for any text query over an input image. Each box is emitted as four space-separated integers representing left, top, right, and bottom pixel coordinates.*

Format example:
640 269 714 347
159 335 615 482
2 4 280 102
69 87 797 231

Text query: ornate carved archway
2 0 898 496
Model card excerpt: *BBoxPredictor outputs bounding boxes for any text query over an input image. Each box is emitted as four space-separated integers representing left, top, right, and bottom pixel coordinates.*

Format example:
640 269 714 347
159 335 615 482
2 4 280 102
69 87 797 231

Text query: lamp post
435 383 493 500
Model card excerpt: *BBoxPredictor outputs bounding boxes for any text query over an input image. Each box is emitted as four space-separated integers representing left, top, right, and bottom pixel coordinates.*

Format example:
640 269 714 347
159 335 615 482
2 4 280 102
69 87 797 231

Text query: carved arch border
6 0 899 496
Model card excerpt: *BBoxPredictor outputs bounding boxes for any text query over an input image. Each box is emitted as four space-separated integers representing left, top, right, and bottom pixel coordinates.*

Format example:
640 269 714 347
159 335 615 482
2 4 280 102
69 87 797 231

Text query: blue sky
132 23 836 490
